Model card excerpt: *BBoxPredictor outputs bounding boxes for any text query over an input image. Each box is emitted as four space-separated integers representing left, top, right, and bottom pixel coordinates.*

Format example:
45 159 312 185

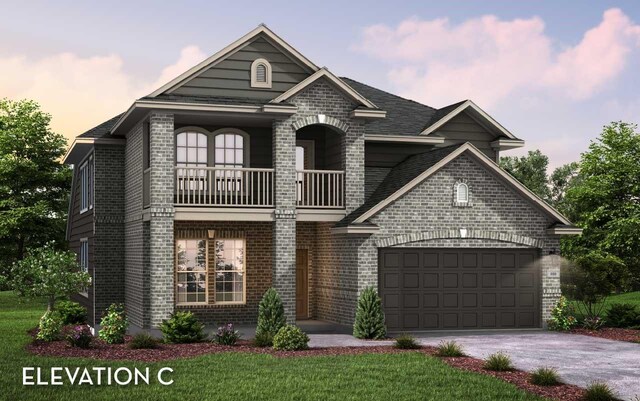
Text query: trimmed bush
63 325 92 348
272 325 309 351
253 331 273 347
394 334 420 349
160 311 205 344
582 316 605 330
36 311 63 341
214 323 241 346
129 332 158 349
435 340 465 357
530 367 560 386
353 287 386 340
547 296 577 331
256 288 286 339
483 352 514 371
99 303 128 344
56 301 87 325
584 381 617 401
606 303 640 328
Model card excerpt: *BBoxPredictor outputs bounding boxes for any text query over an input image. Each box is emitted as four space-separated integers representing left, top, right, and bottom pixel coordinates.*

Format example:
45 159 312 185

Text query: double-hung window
214 239 245 304
175 239 208 305
79 155 93 213
79 238 89 296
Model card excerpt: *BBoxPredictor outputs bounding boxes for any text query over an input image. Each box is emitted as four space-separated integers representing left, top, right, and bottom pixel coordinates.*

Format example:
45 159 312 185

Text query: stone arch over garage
375 229 545 249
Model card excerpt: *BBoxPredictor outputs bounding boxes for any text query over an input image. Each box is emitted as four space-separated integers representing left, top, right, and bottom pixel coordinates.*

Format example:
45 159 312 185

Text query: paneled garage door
379 248 540 331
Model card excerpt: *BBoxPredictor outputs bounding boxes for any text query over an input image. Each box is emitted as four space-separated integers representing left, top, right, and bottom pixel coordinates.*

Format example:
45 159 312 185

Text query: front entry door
296 249 309 319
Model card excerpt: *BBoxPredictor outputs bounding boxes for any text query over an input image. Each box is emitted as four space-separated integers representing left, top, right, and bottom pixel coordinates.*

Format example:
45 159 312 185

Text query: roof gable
149 25 318 99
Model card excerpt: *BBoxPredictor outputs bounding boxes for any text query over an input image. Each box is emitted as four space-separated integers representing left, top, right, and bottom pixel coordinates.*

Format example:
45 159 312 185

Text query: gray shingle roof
336 144 463 227
77 114 123 138
139 93 293 106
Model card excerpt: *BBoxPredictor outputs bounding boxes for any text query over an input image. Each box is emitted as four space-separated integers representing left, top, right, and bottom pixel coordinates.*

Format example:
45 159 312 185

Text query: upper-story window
176 130 208 167
213 129 249 168
79 155 93 214
455 182 469 204
251 58 272 88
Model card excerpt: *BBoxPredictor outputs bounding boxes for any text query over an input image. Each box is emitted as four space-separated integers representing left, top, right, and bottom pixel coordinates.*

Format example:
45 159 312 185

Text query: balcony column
272 118 297 323
148 112 175 327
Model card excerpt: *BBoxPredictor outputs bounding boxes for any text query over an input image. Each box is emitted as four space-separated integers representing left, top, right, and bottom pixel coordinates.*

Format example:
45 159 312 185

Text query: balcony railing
174 167 344 209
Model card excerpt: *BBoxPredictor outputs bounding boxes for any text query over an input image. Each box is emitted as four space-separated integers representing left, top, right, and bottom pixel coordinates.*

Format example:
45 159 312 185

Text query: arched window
251 58 272 88
456 182 469 203
176 130 208 167
214 132 246 168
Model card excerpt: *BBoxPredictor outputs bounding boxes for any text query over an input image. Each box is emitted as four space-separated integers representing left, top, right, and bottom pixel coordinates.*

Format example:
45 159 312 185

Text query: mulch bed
27 330 586 401
570 327 640 343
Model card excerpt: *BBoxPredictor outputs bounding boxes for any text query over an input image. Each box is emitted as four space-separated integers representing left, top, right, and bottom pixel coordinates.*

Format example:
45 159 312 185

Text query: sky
2 0 640 169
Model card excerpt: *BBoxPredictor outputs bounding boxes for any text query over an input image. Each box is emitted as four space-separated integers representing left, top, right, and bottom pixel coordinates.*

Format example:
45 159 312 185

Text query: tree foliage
0 99 72 285
353 286 386 339
256 288 287 340
499 150 552 201
1 243 91 311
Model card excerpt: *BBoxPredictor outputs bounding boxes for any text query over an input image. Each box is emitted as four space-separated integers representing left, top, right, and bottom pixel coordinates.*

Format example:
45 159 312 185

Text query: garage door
379 248 540 331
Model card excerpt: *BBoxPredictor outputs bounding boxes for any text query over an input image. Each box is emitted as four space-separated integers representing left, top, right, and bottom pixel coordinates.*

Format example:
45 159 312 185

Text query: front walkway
308 331 640 401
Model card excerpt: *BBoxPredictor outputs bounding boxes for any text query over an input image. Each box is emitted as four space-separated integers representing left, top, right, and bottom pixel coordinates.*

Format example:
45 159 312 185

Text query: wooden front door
296 249 309 319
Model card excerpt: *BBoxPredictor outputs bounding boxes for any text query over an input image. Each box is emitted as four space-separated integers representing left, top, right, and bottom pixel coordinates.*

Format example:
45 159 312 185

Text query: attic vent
251 58 272 88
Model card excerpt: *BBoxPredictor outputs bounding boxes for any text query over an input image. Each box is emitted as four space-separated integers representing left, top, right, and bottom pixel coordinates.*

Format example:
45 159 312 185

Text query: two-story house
63 25 581 333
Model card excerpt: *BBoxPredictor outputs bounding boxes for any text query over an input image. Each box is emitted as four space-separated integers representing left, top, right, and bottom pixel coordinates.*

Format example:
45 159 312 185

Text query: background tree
562 122 640 287
549 161 580 216
0 99 71 287
499 149 551 201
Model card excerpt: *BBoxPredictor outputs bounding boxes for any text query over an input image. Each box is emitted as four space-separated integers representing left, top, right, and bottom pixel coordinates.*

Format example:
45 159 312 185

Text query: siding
171 35 311 99
433 112 497 159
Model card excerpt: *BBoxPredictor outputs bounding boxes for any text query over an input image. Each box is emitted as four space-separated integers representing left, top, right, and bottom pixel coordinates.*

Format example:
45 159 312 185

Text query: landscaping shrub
128 332 158 349
353 286 386 340
394 334 420 349
582 316 605 330
36 310 63 341
530 367 560 386
256 288 286 339
253 331 273 347
435 340 465 357
272 325 309 351
214 323 241 346
483 352 514 371
584 381 617 401
56 300 87 325
547 296 577 331
606 303 640 328
99 303 128 344
63 325 92 348
160 311 205 344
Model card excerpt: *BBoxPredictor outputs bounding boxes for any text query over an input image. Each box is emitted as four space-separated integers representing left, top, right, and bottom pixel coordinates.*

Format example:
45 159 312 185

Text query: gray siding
172 35 311 99
433 112 497 159
365 142 436 167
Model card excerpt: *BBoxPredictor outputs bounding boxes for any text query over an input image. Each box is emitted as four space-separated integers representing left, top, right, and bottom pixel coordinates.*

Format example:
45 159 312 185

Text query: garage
379 248 541 331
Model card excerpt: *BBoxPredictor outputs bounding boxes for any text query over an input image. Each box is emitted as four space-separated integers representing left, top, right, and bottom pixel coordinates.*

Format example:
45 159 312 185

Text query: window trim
210 128 251 168
455 182 470 204
213 238 247 305
79 160 89 214
79 238 89 297
175 238 209 306
250 58 272 89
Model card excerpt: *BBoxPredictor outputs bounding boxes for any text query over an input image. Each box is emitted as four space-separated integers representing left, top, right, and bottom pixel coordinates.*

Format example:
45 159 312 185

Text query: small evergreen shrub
253 331 273 347
584 381 617 401
128 332 158 349
606 303 640 328
256 288 286 339
394 334 420 349
99 303 128 344
547 296 577 331
56 301 87 325
582 316 605 330
63 325 93 348
530 367 560 386
272 325 309 351
483 352 514 371
353 287 386 340
435 340 465 357
214 323 241 346
36 311 63 341
160 311 205 344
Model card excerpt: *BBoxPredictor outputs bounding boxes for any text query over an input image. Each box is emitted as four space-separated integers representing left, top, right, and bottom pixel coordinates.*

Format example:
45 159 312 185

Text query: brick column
342 121 365 214
272 119 297 323
541 239 562 326
148 112 175 327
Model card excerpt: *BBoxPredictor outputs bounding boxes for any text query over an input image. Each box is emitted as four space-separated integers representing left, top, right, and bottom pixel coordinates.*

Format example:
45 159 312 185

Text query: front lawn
569 291 640 318
0 291 545 401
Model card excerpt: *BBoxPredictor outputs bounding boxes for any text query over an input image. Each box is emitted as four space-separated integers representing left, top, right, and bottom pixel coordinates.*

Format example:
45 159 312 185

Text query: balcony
174 167 344 209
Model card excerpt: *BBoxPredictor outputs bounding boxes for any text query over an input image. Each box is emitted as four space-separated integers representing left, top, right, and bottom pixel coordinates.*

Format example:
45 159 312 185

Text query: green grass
0 291 544 401
569 291 640 319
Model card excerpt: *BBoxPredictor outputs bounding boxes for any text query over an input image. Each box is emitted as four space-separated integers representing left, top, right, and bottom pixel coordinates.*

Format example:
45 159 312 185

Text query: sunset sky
2 0 640 168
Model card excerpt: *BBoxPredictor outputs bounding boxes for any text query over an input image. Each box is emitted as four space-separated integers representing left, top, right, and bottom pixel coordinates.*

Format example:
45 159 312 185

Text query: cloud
0 45 206 144
354 8 640 108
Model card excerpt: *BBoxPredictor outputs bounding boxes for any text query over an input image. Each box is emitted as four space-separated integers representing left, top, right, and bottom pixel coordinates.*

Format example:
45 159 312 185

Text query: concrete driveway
308 331 640 400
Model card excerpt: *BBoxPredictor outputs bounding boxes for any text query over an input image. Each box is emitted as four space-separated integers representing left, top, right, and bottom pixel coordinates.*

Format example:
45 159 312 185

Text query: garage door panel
380 248 540 331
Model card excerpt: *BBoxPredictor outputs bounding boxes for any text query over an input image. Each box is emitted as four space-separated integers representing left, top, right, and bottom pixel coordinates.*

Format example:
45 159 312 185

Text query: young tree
256 288 287 339
353 287 386 339
499 150 552 201
562 122 640 286
1 243 91 312
0 99 72 284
